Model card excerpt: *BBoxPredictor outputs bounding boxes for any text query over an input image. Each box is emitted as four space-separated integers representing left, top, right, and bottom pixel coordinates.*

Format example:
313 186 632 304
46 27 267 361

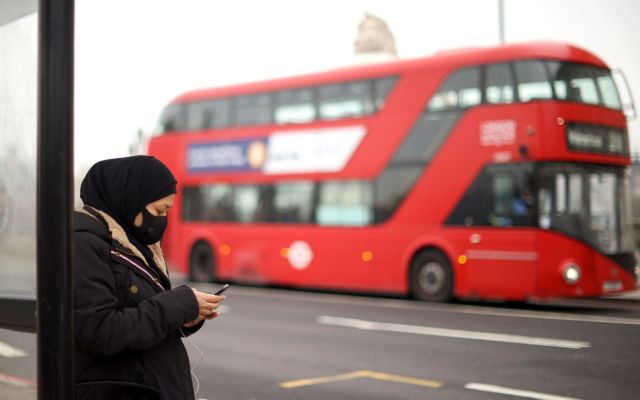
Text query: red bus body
148 42 637 301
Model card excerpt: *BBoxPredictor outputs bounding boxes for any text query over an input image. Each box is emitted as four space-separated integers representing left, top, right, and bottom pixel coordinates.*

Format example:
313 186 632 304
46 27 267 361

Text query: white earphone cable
179 327 205 397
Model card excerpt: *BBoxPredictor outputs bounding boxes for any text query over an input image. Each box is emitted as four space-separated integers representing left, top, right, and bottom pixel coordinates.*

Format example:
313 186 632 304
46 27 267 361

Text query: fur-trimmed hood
75 206 168 277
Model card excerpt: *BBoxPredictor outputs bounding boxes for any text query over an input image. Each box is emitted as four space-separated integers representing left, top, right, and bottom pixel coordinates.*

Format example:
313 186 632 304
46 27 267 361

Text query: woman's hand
183 288 225 327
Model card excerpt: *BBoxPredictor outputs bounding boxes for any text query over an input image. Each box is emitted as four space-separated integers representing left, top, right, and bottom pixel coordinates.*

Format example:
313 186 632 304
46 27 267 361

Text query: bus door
458 164 539 299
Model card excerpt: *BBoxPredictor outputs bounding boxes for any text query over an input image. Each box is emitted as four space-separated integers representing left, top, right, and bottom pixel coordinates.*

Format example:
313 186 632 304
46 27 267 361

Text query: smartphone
214 283 230 295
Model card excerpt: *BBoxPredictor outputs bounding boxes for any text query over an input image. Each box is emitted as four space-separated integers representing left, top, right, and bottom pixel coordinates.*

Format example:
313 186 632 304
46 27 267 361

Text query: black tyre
189 241 216 283
409 250 454 302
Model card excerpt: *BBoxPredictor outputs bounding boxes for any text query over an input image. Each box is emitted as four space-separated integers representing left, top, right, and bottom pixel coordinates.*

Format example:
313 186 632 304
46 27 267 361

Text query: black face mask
133 207 167 245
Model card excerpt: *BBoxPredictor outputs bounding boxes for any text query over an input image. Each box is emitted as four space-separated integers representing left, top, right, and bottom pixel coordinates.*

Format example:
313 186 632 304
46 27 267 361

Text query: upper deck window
274 88 316 124
514 61 553 102
235 94 272 126
547 61 598 105
318 81 374 120
485 63 515 105
157 76 397 134
427 67 481 111
154 104 183 134
185 99 231 131
373 76 397 109
597 75 623 109
426 59 623 112
546 61 622 109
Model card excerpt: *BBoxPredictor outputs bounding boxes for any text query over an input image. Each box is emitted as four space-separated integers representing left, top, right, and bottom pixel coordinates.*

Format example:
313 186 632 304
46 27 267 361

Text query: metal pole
37 0 75 398
498 0 505 44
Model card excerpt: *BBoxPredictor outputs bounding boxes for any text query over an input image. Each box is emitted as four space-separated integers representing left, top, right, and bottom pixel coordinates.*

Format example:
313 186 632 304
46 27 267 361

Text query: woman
74 155 223 399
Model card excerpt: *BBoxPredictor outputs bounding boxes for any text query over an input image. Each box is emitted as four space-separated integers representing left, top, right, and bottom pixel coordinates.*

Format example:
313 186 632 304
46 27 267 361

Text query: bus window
235 94 272 126
186 99 231 131
427 67 481 110
274 88 316 124
392 110 461 164
318 81 373 120
186 101 208 131
233 185 262 223
374 166 422 222
555 174 567 215
589 173 617 253
447 164 534 227
183 184 233 221
373 76 397 110
273 181 314 223
539 188 552 229
316 181 373 226
597 74 622 109
545 61 622 108
155 104 184 134
568 173 583 213
492 173 516 216
490 173 530 225
514 60 553 102
485 63 515 104
570 76 599 104
547 62 600 105
538 166 633 255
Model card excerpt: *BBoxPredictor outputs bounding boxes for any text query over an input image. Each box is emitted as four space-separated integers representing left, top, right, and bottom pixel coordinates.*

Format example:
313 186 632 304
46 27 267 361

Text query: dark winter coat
74 207 202 400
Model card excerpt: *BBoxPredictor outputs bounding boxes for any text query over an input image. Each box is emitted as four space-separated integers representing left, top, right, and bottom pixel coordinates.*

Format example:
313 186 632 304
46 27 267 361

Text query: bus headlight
562 263 582 285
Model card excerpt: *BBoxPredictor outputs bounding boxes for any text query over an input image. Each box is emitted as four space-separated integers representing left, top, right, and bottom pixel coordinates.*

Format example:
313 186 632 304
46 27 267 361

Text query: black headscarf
80 156 177 268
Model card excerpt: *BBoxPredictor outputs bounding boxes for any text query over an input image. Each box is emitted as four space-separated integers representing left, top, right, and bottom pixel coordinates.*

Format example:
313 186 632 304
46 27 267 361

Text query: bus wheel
189 241 216 283
410 250 453 302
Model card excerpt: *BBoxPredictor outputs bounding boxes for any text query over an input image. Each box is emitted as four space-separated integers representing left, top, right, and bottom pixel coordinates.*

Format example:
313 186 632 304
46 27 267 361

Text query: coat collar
76 206 168 277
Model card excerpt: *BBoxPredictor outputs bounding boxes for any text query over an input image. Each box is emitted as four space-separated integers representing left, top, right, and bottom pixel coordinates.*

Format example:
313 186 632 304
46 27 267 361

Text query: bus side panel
458 228 538 301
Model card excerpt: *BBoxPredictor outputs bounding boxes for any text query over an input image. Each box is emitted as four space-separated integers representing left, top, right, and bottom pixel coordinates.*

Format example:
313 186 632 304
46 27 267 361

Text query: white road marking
0 340 27 358
317 316 590 349
465 383 581 400
233 286 640 326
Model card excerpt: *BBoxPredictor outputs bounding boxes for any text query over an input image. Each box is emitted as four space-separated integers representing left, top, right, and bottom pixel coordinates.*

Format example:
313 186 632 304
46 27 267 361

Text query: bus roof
173 41 608 104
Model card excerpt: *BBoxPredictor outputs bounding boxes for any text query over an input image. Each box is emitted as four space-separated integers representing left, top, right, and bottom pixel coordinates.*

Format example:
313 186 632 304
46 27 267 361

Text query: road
1 284 639 400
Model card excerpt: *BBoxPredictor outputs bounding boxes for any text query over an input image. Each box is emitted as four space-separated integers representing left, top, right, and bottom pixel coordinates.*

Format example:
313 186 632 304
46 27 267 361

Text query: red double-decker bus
148 42 637 302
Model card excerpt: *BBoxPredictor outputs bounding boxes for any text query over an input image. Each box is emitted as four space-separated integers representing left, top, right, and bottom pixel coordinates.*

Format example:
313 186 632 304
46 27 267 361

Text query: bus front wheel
189 241 216 283
410 250 454 302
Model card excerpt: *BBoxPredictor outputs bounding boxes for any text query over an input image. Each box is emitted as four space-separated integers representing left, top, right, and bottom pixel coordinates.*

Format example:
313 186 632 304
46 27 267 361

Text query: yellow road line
359 370 442 388
279 371 368 389
279 370 442 389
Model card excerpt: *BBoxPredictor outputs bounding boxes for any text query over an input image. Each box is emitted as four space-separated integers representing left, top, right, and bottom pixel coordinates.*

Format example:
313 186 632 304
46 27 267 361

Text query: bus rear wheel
189 241 216 283
410 250 454 302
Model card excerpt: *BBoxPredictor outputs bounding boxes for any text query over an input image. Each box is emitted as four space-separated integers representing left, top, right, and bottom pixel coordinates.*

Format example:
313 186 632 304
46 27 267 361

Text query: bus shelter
0 0 75 398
